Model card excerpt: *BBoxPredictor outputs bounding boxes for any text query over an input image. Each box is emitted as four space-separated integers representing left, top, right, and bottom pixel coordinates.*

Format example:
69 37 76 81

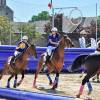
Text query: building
0 0 13 21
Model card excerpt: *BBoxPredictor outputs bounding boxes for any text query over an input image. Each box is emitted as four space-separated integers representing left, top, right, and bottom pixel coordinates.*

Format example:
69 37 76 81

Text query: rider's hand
56 43 59 46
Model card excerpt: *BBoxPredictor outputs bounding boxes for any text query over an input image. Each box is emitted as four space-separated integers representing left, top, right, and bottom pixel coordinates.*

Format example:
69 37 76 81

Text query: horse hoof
33 84 37 88
76 94 80 98
79 75 83 78
51 87 56 90
88 90 92 95
49 81 53 85
16 83 20 86
6 85 10 88
13 85 16 88
52 84 58 90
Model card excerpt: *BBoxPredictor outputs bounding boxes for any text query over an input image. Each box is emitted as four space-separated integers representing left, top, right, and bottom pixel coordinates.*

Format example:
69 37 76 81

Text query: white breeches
14 51 20 56
46 46 56 56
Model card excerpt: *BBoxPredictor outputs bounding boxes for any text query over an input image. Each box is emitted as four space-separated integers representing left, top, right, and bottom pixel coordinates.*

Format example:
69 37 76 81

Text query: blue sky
7 0 100 22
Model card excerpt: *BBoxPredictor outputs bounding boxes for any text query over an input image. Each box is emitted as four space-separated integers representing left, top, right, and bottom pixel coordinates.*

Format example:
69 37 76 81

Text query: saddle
10 53 23 67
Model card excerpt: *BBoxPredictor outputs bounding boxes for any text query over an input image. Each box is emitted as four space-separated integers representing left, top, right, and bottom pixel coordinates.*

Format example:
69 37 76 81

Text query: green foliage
17 23 42 41
34 32 42 38
97 16 100 24
31 11 50 22
18 23 35 35
0 16 13 44
44 22 51 34
0 16 10 33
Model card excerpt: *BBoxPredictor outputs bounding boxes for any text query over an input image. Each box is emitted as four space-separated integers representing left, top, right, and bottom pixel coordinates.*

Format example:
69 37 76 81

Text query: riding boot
10 56 15 66
45 55 51 64
12 56 16 65
13 57 16 64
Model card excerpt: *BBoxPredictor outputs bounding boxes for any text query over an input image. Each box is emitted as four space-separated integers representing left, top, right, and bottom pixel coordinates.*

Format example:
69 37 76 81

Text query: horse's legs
87 80 93 95
6 74 14 88
76 74 92 98
52 72 59 89
13 74 17 88
16 70 24 86
0 64 8 80
44 67 52 85
97 73 99 82
0 69 5 80
33 57 44 87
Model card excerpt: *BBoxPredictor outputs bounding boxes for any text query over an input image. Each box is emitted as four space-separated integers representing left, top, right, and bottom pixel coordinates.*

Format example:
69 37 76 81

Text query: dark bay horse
0 44 37 88
70 54 100 98
33 35 74 89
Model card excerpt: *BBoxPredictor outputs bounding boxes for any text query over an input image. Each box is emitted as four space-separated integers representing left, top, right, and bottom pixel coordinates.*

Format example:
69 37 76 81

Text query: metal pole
51 0 54 28
52 8 54 28
20 23 22 41
96 3 97 45
9 20 12 45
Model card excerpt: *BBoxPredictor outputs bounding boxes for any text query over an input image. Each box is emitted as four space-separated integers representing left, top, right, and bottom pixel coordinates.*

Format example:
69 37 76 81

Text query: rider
11 35 29 65
45 27 60 64
94 40 100 54
90 40 100 56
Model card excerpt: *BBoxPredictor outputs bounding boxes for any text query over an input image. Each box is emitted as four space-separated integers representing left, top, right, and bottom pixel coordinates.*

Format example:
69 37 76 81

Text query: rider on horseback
95 40 100 53
11 35 29 65
91 40 100 55
45 27 60 64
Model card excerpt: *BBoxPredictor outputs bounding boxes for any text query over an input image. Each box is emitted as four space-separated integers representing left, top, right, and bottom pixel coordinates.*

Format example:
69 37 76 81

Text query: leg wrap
87 82 93 92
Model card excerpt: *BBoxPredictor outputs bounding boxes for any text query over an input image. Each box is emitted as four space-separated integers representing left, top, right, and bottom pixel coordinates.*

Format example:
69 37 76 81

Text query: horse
70 54 100 98
33 35 74 89
79 70 100 83
0 44 37 88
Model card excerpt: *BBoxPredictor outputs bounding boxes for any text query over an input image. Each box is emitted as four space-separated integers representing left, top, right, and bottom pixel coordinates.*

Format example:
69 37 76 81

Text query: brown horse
0 44 37 88
33 35 74 89
70 54 100 98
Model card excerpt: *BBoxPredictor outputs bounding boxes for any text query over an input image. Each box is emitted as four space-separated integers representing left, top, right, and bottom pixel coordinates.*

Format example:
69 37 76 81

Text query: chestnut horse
33 35 74 89
0 44 37 88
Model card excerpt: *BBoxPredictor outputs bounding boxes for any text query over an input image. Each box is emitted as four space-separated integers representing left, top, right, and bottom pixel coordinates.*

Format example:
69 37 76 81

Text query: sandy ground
0 74 100 100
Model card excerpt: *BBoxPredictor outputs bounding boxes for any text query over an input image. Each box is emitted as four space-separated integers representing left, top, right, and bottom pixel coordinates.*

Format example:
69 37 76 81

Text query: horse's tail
71 54 88 71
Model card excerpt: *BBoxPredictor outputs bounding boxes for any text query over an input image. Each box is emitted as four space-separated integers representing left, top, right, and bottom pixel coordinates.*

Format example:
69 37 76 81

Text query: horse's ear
29 41 35 47
60 31 66 37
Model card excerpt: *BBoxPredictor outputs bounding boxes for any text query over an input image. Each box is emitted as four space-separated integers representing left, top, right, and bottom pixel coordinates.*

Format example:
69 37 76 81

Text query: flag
48 0 52 9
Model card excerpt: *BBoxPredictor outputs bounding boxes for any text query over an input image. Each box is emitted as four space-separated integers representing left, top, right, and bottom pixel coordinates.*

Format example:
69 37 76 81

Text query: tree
0 16 12 44
97 16 100 24
44 14 63 34
54 14 63 32
31 11 50 22
44 22 51 34
18 23 41 41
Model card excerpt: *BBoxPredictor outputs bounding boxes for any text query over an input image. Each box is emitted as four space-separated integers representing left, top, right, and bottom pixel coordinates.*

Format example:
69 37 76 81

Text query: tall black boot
10 56 15 66
12 56 17 65
13 57 16 64
45 55 51 64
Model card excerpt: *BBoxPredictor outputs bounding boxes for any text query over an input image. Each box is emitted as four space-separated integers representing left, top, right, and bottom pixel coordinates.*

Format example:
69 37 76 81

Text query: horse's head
28 44 37 59
60 35 74 48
